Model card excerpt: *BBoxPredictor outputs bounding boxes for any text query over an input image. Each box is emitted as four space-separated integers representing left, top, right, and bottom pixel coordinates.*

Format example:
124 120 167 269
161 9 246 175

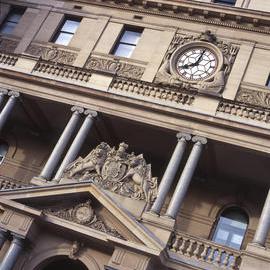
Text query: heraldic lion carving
61 142 158 203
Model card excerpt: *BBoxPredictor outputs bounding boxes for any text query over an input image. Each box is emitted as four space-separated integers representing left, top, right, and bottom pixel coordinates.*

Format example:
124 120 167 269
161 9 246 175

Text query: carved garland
44 200 125 239
85 56 145 79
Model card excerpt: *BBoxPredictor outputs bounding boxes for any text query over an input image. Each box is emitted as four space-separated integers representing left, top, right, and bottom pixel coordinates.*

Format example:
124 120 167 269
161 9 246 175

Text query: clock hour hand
180 50 206 69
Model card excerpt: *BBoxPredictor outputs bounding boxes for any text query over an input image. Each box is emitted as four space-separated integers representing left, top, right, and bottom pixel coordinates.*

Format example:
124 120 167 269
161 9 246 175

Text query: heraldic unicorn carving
61 142 158 203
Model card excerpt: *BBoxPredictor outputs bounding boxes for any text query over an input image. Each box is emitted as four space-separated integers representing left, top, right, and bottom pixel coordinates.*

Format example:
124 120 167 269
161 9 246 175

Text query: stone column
165 136 207 219
0 89 8 107
0 235 24 270
54 110 97 181
39 106 83 181
150 133 191 215
253 188 270 246
0 91 19 132
0 229 8 249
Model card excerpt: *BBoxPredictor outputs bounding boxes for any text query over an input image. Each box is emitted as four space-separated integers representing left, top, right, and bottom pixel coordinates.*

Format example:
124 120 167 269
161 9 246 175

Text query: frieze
236 88 270 109
155 30 239 96
111 77 195 106
90 0 270 35
26 44 77 65
0 37 18 53
0 176 25 190
61 142 158 204
85 56 145 79
44 200 124 239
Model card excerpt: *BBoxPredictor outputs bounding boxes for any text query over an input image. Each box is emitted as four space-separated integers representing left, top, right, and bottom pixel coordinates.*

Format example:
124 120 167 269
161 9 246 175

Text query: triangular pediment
0 183 164 255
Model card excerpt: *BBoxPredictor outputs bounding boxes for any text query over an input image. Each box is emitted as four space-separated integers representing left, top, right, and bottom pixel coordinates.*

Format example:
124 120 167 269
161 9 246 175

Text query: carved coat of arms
61 142 158 203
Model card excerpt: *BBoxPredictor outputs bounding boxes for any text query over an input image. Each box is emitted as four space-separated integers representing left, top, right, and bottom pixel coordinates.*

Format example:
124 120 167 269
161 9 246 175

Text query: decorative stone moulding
0 52 18 66
26 44 78 65
85 56 145 79
217 100 270 123
44 200 124 239
111 77 195 106
0 37 19 53
155 30 239 97
0 176 25 190
236 87 270 109
33 60 92 82
90 0 270 34
61 142 158 204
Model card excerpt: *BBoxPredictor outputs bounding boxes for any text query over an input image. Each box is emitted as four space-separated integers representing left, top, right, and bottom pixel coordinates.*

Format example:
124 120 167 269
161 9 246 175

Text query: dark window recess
212 207 249 250
52 18 81 46
112 27 143 58
213 0 236 5
266 75 270 88
0 141 8 165
0 7 25 35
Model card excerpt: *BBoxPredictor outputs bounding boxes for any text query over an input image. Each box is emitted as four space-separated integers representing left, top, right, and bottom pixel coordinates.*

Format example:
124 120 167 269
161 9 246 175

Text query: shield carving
101 159 128 182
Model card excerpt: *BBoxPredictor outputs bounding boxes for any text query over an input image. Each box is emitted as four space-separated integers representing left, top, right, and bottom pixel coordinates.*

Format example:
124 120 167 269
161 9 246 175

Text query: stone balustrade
0 52 18 66
33 61 92 82
170 231 242 270
110 77 195 106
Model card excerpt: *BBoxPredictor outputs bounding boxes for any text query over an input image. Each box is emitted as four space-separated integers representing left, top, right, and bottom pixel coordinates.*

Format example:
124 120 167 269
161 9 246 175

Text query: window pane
114 44 135 58
121 30 142 45
62 19 80 34
8 13 22 23
214 0 236 5
0 22 16 34
54 33 73 46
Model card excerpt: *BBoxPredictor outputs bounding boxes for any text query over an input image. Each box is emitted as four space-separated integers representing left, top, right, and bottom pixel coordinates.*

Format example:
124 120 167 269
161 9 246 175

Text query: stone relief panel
61 142 158 203
85 56 145 79
26 44 77 65
44 200 124 239
0 37 18 53
155 30 239 96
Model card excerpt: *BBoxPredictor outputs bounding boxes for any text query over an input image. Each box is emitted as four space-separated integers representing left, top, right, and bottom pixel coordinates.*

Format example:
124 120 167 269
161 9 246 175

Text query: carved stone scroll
85 56 145 79
26 44 77 65
61 142 158 203
44 200 124 239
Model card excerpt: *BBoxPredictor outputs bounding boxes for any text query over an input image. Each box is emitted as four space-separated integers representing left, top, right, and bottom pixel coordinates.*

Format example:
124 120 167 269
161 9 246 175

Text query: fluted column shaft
253 188 270 246
54 110 97 181
0 91 19 132
39 106 83 180
0 89 8 107
0 235 24 270
0 229 8 249
165 136 207 219
150 133 191 215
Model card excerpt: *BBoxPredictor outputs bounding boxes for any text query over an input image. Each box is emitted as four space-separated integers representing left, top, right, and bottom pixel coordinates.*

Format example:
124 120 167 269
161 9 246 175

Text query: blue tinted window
213 0 236 5
112 27 143 58
53 18 81 46
0 8 25 35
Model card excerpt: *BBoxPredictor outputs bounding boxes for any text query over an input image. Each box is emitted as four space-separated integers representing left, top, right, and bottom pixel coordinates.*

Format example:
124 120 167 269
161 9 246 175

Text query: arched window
0 141 8 165
212 207 249 249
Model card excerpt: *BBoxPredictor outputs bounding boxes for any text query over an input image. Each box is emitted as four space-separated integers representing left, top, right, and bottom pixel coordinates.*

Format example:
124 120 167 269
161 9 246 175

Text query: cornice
72 0 270 35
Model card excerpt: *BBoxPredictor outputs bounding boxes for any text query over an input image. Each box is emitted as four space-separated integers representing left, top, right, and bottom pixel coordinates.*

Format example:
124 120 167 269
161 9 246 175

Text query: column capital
71 106 84 114
84 110 98 118
0 88 8 95
8 91 20 98
192 136 207 145
176 132 191 141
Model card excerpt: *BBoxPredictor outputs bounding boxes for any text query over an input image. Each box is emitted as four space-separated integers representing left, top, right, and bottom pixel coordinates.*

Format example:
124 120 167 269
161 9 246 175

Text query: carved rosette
85 56 145 79
155 30 239 96
61 142 158 203
26 44 77 65
44 200 124 239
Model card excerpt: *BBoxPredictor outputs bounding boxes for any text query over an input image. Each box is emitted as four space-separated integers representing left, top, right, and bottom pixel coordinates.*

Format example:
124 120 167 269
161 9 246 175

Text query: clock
73 203 94 225
170 41 223 83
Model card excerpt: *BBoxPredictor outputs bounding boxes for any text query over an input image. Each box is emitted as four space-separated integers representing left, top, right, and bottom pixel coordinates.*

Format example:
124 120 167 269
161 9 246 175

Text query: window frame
51 16 81 46
0 6 25 35
111 26 143 58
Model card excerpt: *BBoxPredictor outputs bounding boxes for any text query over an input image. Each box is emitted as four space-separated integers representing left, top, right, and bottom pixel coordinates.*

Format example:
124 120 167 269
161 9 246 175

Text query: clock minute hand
181 50 206 69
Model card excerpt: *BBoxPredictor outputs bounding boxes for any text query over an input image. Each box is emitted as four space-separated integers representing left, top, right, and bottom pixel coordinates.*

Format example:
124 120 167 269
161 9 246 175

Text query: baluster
222 252 230 267
186 240 194 257
229 254 237 270
171 236 180 252
214 249 223 266
178 237 187 255
207 247 216 262
192 241 201 259
200 244 209 261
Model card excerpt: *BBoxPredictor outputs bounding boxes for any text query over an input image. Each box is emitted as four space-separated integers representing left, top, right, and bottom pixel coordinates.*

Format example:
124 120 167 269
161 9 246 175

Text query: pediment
0 183 164 254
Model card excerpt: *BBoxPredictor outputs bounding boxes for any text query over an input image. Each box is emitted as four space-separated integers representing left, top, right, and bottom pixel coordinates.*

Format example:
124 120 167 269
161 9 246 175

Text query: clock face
176 47 218 81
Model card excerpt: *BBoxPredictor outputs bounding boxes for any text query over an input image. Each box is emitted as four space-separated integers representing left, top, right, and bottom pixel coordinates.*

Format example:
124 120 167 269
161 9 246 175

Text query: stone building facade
0 0 270 269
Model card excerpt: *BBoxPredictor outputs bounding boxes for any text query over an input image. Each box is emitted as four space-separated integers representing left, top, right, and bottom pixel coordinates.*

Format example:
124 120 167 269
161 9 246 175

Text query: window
0 141 8 165
212 207 248 250
52 18 81 46
266 75 270 88
112 27 143 58
213 0 236 5
0 7 25 35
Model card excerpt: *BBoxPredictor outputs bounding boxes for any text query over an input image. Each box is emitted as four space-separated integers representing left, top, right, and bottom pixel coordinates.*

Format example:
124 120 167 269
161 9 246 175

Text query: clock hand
180 50 206 69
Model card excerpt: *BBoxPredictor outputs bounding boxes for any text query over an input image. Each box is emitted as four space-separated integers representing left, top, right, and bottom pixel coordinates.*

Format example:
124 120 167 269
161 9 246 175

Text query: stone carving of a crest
61 142 158 204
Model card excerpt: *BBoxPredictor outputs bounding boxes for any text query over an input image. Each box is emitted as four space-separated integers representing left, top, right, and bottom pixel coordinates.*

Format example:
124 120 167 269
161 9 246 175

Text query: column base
30 177 58 186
